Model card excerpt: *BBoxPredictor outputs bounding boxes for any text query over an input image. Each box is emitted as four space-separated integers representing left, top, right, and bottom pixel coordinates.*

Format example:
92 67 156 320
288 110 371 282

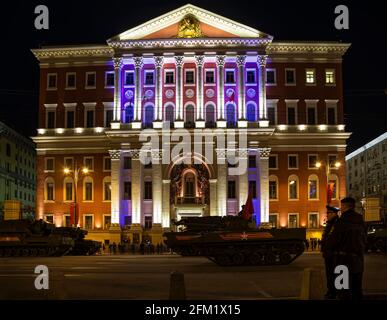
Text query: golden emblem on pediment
177 14 203 38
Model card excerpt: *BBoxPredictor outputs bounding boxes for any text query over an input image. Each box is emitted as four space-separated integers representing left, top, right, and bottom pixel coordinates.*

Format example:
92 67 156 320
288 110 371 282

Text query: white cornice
31 46 113 61
267 42 350 57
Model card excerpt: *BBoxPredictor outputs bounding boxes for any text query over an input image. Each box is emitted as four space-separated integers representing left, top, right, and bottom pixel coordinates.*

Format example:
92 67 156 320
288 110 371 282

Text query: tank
0 219 74 257
366 222 387 253
164 216 306 266
53 227 101 255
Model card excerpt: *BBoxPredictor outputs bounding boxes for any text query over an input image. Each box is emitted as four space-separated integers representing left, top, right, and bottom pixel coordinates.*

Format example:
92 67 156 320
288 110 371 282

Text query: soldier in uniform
326 197 367 300
321 205 340 299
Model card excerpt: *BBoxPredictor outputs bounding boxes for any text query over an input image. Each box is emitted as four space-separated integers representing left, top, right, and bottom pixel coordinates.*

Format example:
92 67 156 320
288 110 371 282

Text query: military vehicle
53 227 101 255
0 219 74 257
366 222 387 253
163 216 306 266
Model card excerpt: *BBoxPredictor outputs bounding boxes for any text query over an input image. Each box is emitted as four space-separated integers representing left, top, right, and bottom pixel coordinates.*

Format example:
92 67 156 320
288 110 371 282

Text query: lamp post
315 160 341 205
64 163 89 227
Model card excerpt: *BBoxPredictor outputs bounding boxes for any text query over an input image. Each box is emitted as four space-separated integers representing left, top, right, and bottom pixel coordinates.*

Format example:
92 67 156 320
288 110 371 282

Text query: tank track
0 245 72 257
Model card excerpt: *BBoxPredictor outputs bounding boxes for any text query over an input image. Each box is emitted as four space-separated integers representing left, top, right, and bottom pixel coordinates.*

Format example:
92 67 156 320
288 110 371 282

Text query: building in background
0 121 36 219
346 132 387 221
32 4 350 243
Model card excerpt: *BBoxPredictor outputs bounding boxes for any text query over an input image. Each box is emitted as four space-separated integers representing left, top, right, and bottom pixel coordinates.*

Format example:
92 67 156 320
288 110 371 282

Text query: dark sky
0 0 386 153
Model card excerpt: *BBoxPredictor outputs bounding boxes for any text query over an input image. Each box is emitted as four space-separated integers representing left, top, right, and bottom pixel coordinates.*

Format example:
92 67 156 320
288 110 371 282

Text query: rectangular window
288 155 298 169
66 73 76 89
225 70 235 84
248 155 256 168
123 157 132 169
205 70 215 84
86 110 94 128
267 106 276 125
47 111 55 129
328 155 338 168
105 110 113 127
308 155 318 169
269 180 277 200
246 70 256 84
329 179 338 200
123 182 131 200
269 155 277 169
144 216 152 230
165 71 174 84
325 70 335 85
185 70 195 84
289 179 298 199
125 71 134 86
45 158 54 172
46 183 54 201
144 181 152 200
227 180 236 199
103 157 111 171
308 213 319 229
285 69 296 85
145 71 154 85
104 182 111 201
47 74 57 89
249 181 257 199
105 72 115 87
64 157 73 171
85 182 93 201
84 215 93 230
84 157 94 171
66 111 75 128
327 107 336 125
287 106 296 125
269 214 278 228
307 107 316 125
65 182 73 201
305 69 316 84
288 214 299 228
86 72 96 88
308 179 318 199
104 215 111 229
45 214 54 224
64 215 71 227
266 69 276 85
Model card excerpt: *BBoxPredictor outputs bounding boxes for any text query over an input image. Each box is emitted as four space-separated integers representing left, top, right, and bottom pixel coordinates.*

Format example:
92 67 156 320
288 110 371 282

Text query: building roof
346 132 387 161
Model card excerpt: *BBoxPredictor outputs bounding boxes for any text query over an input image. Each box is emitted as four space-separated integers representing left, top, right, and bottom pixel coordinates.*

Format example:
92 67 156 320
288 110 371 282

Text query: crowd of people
304 238 322 251
100 241 170 255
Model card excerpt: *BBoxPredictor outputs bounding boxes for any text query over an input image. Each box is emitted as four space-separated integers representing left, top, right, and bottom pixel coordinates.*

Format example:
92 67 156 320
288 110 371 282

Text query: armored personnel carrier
164 216 306 266
0 219 74 257
53 227 101 255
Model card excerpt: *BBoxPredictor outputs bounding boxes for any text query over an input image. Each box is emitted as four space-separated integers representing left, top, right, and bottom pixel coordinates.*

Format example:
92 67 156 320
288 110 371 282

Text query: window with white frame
124 70 135 86
288 213 299 228
308 212 319 229
325 69 336 85
85 109 95 128
267 100 277 125
66 72 76 89
105 71 115 87
64 157 74 171
63 214 71 227
285 68 296 85
103 177 111 201
308 154 319 169
225 70 235 84
185 70 195 84
103 215 111 229
85 72 96 89
269 175 279 200
269 213 279 228
165 70 175 85
65 109 75 129
47 73 57 90
45 157 55 172
288 175 299 200
308 174 319 200
103 156 111 171
326 102 337 125
266 69 276 85
286 104 297 125
305 69 316 85
64 177 74 202
328 174 339 200
84 214 94 230
83 177 93 201
328 154 338 169
288 154 298 169
46 109 56 129
246 69 256 84
45 178 55 201
44 214 54 224
306 103 317 125
83 157 94 171
205 70 215 84
269 155 278 169
144 70 155 85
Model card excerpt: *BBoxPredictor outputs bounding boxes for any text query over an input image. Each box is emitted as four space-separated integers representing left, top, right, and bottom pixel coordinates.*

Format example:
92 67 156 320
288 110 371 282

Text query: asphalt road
0 252 387 299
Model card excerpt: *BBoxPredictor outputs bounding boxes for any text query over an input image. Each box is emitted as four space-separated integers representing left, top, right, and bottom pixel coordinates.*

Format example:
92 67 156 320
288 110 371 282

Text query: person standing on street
321 205 340 299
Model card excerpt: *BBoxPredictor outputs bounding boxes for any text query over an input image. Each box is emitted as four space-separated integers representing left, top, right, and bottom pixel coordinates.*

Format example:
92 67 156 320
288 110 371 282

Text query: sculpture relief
177 14 203 38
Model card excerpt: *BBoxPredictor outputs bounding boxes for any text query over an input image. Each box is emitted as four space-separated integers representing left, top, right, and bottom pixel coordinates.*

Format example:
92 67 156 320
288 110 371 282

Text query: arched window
226 103 236 127
184 172 196 198
63 177 74 202
44 177 55 201
269 175 279 200
185 104 195 125
308 174 319 200
144 104 154 128
246 102 257 122
83 176 94 201
103 176 111 201
288 174 299 200
164 104 175 123
328 174 339 200
124 103 134 123
205 103 216 126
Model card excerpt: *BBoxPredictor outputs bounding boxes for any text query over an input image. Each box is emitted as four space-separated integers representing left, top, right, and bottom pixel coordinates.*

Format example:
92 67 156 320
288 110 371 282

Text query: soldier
326 197 367 300
321 205 340 299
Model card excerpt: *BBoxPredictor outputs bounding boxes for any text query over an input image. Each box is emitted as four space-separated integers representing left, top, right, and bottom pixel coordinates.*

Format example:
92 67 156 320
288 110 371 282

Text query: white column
209 179 218 216
195 55 204 121
131 150 142 224
258 147 271 223
154 56 164 122
238 148 249 210
216 55 226 121
175 55 184 121
257 55 269 127
236 55 246 120
133 57 143 124
216 149 227 216
152 150 162 224
162 179 171 228
113 57 123 124
109 150 122 224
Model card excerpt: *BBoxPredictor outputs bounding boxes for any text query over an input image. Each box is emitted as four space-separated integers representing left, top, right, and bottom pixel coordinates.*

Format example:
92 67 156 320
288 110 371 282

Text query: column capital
195 55 205 67
133 56 144 69
174 55 184 67
236 55 246 67
154 56 164 68
257 55 268 67
113 57 123 69
216 55 226 67
109 149 121 160
128 149 141 159
237 148 249 158
258 147 271 159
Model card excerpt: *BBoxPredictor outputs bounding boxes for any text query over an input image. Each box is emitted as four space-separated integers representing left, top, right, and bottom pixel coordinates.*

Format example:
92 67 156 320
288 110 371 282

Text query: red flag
242 192 254 221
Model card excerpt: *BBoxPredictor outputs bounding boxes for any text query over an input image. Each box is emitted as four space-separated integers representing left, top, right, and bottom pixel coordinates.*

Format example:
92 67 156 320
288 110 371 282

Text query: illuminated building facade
32 4 350 243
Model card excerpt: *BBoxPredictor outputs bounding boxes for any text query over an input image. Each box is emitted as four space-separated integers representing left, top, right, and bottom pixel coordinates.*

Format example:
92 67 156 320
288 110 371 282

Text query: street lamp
315 160 341 205
64 163 89 227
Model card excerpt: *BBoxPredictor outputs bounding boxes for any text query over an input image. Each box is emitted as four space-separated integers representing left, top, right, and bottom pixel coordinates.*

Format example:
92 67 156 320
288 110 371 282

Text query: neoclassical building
32 4 350 244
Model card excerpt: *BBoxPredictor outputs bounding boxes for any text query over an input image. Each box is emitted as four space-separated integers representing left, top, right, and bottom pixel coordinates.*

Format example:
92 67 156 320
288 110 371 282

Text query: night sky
0 0 385 153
